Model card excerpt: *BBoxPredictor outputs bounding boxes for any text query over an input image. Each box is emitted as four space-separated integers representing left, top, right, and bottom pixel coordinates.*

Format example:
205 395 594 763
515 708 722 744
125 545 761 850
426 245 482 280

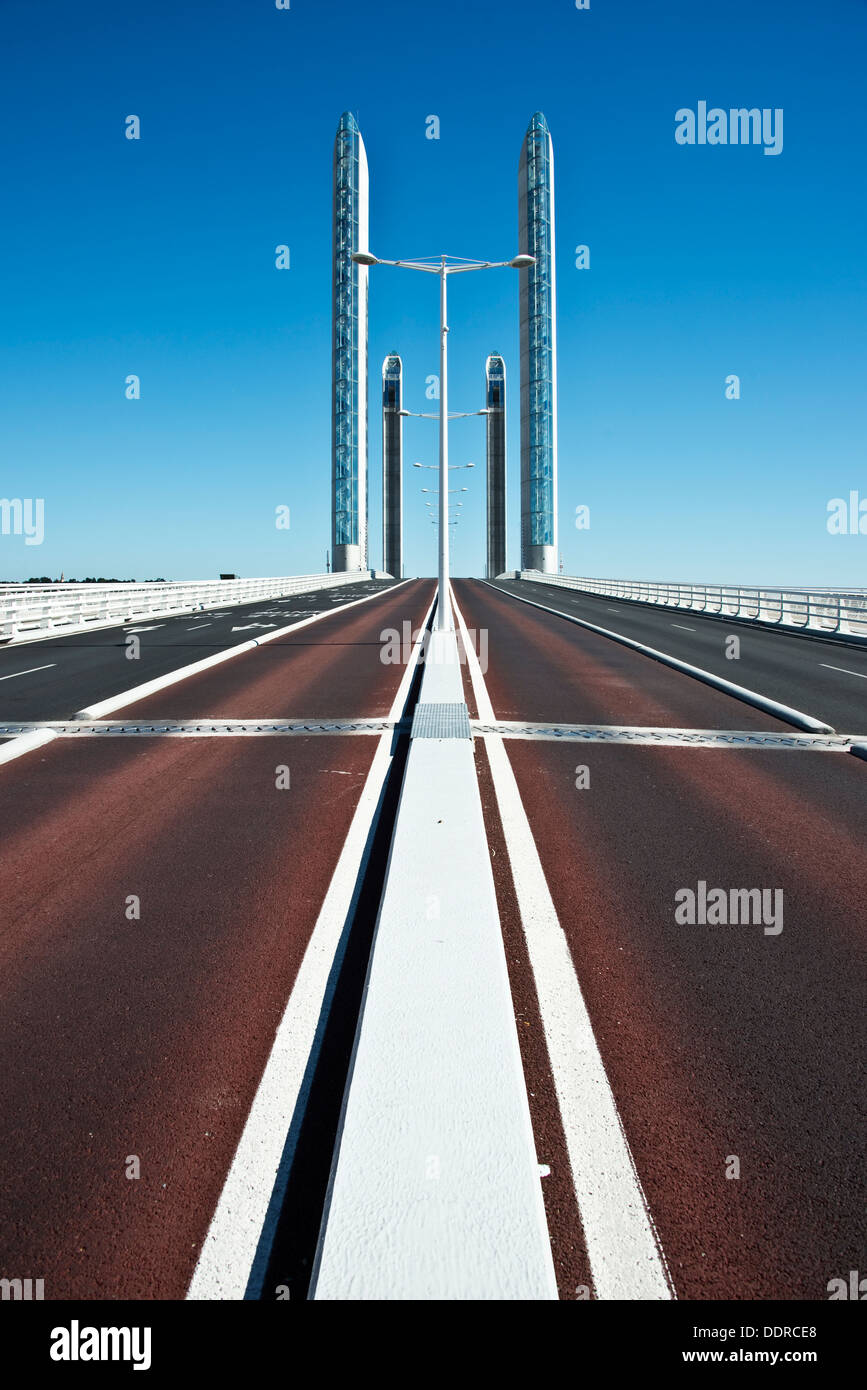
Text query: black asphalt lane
0 579 398 721
492 579 867 735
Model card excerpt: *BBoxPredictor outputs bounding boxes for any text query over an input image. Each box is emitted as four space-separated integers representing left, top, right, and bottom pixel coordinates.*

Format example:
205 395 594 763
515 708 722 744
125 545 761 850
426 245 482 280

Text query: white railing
516 572 867 639
0 571 388 643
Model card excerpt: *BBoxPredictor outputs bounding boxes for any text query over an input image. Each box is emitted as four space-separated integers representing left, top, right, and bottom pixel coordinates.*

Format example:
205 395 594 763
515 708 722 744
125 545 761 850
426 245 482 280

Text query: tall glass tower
485 354 507 579
518 112 558 574
382 353 403 578
332 112 370 572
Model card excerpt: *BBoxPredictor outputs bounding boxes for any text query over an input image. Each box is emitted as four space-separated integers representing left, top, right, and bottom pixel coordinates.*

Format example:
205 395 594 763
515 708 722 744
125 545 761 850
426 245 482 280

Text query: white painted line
453 585 675 1301
0 663 56 682
483 581 834 735
821 662 867 680
76 580 412 721
125 624 165 633
187 595 435 1301
186 623 212 631
670 624 696 632
0 728 58 766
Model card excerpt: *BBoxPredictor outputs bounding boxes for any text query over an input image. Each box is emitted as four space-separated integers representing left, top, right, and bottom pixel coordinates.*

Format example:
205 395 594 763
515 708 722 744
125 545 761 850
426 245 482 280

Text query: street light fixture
352 249 534 630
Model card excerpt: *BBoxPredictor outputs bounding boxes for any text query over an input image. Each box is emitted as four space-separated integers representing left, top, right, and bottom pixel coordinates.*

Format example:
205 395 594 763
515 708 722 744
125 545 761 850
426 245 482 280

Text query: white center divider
310 603 557 1300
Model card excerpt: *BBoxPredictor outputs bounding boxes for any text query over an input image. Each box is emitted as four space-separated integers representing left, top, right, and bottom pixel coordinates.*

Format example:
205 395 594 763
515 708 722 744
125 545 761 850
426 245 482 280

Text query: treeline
22 576 169 584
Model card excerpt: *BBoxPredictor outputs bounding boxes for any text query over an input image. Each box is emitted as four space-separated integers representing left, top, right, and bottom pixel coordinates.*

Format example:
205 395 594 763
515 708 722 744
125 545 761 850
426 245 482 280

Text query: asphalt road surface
0 580 434 1299
453 578 866 1301
492 577 867 734
1 573 863 1302
0 578 399 722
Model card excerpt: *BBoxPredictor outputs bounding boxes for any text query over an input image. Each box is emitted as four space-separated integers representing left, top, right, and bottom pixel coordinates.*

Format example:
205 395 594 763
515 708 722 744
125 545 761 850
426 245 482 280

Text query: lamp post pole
352 250 535 631
438 259 450 629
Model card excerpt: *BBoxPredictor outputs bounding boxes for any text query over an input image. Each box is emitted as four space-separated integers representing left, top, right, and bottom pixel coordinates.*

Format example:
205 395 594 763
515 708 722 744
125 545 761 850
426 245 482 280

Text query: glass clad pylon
518 112 558 574
332 112 369 571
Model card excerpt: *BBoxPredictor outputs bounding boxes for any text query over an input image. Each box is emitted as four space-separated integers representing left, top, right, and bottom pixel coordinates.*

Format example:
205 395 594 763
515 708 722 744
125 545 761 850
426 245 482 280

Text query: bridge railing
515 572 867 639
0 571 386 643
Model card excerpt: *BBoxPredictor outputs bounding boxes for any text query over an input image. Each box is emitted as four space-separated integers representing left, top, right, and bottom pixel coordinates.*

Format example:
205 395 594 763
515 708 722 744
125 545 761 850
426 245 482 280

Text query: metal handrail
517 572 867 638
0 571 384 641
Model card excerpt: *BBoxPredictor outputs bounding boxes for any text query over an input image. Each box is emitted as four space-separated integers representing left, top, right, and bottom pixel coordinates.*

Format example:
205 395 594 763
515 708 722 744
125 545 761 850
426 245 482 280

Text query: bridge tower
382 354 403 579
332 112 370 572
518 112 558 574
485 354 507 579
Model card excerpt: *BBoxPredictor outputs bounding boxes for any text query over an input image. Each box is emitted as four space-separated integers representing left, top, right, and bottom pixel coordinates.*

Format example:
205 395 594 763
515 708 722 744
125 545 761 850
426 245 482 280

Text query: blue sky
1 0 865 584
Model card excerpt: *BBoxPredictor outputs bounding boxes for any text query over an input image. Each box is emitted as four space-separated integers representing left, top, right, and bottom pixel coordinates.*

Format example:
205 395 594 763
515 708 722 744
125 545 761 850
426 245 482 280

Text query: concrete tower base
524 544 558 575
333 544 364 573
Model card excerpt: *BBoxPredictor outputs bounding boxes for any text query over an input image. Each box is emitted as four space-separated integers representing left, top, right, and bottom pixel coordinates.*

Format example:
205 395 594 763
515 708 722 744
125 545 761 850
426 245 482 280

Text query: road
0 577 397 722
0 571 863 1302
493 577 867 734
0 579 434 1299
452 578 866 1300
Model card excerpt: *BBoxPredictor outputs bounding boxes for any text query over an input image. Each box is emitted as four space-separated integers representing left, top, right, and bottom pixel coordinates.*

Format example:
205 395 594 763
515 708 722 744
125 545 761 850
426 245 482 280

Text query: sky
1 0 865 585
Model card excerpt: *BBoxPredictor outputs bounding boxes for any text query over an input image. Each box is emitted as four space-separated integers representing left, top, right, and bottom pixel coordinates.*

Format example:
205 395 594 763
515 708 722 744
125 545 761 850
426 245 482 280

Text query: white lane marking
125 625 165 633
231 623 278 632
0 663 56 682
607 606 620 612
670 624 696 632
76 580 413 721
186 623 212 631
821 662 867 681
452 583 675 1301
482 581 834 735
0 729 58 766
187 594 436 1301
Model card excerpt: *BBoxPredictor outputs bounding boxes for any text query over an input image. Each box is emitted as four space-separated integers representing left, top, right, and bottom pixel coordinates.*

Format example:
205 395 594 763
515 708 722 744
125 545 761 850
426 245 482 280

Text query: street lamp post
352 251 534 630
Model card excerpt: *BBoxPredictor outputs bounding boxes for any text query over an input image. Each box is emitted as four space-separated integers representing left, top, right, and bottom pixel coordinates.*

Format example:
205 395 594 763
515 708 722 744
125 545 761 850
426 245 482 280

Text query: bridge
0 569 864 1302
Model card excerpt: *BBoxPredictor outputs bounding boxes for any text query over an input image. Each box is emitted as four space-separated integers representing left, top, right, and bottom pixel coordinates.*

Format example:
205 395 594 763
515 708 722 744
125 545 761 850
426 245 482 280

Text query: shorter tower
382 354 403 578
485 355 507 578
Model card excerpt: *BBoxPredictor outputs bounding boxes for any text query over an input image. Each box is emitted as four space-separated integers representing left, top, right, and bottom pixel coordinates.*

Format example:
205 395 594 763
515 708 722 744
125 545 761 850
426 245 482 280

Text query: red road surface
454 579 867 1300
455 579 792 730
0 582 432 1299
118 581 434 720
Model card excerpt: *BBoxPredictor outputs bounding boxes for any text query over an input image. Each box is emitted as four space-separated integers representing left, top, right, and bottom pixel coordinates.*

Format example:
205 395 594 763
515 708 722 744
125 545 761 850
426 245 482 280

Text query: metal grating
0 720 395 738
471 721 855 751
411 702 472 741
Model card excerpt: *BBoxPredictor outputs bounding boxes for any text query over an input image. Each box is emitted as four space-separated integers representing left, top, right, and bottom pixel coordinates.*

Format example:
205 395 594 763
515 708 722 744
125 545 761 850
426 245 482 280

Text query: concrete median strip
310 620 557 1299
74 581 409 721
483 581 835 735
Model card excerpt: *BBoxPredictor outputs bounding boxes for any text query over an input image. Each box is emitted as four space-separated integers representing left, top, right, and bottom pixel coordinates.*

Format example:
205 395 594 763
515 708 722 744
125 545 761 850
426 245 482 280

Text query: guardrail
515 572 867 639
0 571 389 643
